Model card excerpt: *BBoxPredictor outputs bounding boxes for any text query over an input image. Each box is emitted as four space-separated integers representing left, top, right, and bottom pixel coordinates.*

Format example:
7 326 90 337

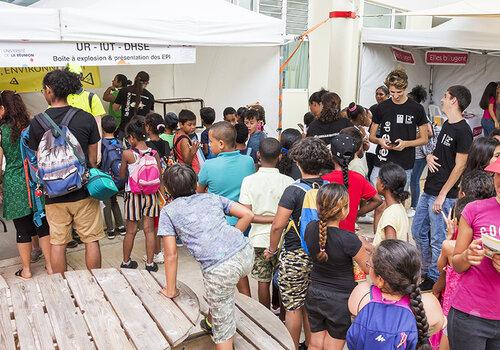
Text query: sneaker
145 262 159 272
176 236 183 247
407 208 416 218
299 341 308 350
67 240 79 249
357 215 374 224
107 230 116 240
117 226 126 235
271 305 280 316
30 249 43 263
419 276 435 292
200 317 213 335
120 260 138 269
142 252 165 264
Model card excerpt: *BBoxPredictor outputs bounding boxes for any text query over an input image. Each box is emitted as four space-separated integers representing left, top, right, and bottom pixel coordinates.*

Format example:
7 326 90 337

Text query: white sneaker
142 251 165 264
357 215 374 224
407 208 416 218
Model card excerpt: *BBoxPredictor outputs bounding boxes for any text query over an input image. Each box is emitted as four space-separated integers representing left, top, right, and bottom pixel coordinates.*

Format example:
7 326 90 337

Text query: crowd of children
3 66 500 350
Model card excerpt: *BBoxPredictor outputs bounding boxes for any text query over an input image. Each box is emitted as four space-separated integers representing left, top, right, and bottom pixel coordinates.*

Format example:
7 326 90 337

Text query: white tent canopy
400 0 500 17
30 0 284 46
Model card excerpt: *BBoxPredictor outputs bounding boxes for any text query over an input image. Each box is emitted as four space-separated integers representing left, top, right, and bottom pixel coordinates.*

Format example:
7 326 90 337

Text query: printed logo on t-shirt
405 115 414 124
396 114 404 124
383 121 391 132
375 335 386 342
479 225 500 237
441 133 453 147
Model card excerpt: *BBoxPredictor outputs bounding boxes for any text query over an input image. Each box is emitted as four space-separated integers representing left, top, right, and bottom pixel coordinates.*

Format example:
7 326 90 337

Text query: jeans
411 192 456 281
448 308 500 350
482 117 495 137
370 166 412 191
410 158 427 208
103 194 124 231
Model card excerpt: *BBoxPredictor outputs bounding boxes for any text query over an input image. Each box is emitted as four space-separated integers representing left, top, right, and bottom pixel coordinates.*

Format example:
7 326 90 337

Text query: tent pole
429 65 434 105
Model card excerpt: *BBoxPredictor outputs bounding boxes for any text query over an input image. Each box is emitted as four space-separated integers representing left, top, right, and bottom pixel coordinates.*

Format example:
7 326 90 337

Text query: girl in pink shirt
448 159 500 350
480 81 498 136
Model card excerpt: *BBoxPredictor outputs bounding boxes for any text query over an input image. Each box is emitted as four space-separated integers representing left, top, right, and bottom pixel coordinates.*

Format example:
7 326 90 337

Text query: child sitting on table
159 164 254 350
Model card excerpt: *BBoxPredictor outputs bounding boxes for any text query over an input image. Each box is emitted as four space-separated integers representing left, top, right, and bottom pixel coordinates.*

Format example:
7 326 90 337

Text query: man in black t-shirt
412 85 473 291
28 69 104 274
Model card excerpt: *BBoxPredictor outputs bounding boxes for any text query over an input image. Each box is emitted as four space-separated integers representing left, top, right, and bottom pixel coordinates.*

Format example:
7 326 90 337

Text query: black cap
330 134 356 163
164 112 179 129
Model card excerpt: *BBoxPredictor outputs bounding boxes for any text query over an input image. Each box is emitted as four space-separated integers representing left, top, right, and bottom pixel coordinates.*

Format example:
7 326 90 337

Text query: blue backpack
35 109 87 198
20 126 45 227
101 138 126 190
286 180 327 255
347 286 418 350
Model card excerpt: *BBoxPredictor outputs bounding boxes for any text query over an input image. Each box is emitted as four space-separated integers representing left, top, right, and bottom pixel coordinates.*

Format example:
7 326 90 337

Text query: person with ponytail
277 128 302 180
347 240 445 350
304 183 370 350
322 134 382 234
103 73 131 127
372 163 410 246
0 91 53 279
113 71 154 138
306 92 353 144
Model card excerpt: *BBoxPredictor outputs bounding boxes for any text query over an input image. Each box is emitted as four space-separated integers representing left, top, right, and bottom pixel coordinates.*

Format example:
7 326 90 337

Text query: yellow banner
0 66 101 93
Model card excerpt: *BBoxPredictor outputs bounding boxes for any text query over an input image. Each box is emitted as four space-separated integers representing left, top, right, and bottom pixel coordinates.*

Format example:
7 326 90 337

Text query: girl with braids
0 91 53 279
277 128 302 180
113 71 154 138
372 163 410 246
306 92 353 144
323 134 382 233
304 183 370 350
347 240 445 350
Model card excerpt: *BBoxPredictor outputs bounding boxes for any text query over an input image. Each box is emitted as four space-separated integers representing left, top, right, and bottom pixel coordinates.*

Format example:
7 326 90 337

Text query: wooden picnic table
0 268 294 350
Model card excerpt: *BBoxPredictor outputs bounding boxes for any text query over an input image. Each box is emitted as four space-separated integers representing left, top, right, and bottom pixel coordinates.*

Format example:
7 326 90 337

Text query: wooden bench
0 268 293 349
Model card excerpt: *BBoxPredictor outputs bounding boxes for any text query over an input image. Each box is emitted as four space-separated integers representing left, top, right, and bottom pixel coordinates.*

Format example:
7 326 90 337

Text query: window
259 0 283 19
363 2 406 29
254 0 309 36
281 40 309 89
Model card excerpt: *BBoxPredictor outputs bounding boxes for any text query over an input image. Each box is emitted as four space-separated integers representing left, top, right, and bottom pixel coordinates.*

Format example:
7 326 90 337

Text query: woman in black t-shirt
304 184 369 349
265 138 333 349
306 92 353 144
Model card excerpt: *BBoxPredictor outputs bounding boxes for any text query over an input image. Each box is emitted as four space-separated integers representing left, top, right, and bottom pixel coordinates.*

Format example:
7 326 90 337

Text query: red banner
425 51 468 65
391 47 415 65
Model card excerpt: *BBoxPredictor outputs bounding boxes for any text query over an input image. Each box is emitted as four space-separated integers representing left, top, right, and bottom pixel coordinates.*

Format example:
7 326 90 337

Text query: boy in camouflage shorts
239 138 294 307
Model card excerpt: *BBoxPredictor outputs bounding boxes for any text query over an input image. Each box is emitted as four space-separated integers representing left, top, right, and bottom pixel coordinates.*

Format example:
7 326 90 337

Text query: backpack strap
173 134 191 159
60 107 79 127
246 147 252 156
88 92 94 110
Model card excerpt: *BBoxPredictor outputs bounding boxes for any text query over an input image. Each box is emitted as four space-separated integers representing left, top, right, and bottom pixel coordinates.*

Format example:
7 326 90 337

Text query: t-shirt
306 118 353 145
278 178 327 251
247 131 266 162
146 139 171 159
424 120 473 198
289 162 302 180
483 96 496 119
239 168 294 248
158 193 250 270
348 156 368 177
372 98 427 170
67 90 106 117
372 203 410 246
107 89 122 125
114 86 155 132
198 150 255 225
452 197 500 320
173 133 200 173
28 106 101 204
160 133 174 148
322 170 377 233
304 222 362 292
200 128 215 159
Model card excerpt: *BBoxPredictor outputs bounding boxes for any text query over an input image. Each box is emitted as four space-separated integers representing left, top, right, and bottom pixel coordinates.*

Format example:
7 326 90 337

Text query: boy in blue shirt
244 109 266 162
197 121 255 295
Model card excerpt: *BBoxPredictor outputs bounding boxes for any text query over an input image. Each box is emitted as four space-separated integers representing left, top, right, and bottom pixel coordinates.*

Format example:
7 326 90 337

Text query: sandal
200 317 213 335
14 269 31 281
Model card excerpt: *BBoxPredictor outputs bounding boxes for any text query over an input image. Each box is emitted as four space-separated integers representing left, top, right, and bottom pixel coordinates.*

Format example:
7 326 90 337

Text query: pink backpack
129 148 161 195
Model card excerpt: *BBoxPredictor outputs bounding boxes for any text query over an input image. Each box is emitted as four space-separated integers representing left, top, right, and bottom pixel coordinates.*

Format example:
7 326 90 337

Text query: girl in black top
304 183 370 350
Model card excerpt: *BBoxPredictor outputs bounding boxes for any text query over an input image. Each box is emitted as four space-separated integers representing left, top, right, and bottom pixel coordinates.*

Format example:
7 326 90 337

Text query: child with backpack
265 137 332 349
173 109 200 173
303 183 370 350
119 119 162 272
100 115 125 239
159 164 254 350
347 240 445 350
372 163 411 246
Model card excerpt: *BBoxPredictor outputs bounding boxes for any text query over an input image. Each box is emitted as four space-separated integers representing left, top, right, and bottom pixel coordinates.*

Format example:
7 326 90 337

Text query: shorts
124 192 159 221
202 244 254 344
45 197 104 245
13 214 50 244
305 284 352 339
278 248 312 311
251 247 278 283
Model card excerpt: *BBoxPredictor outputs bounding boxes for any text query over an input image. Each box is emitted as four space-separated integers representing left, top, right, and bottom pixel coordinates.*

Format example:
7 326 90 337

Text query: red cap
485 157 500 174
